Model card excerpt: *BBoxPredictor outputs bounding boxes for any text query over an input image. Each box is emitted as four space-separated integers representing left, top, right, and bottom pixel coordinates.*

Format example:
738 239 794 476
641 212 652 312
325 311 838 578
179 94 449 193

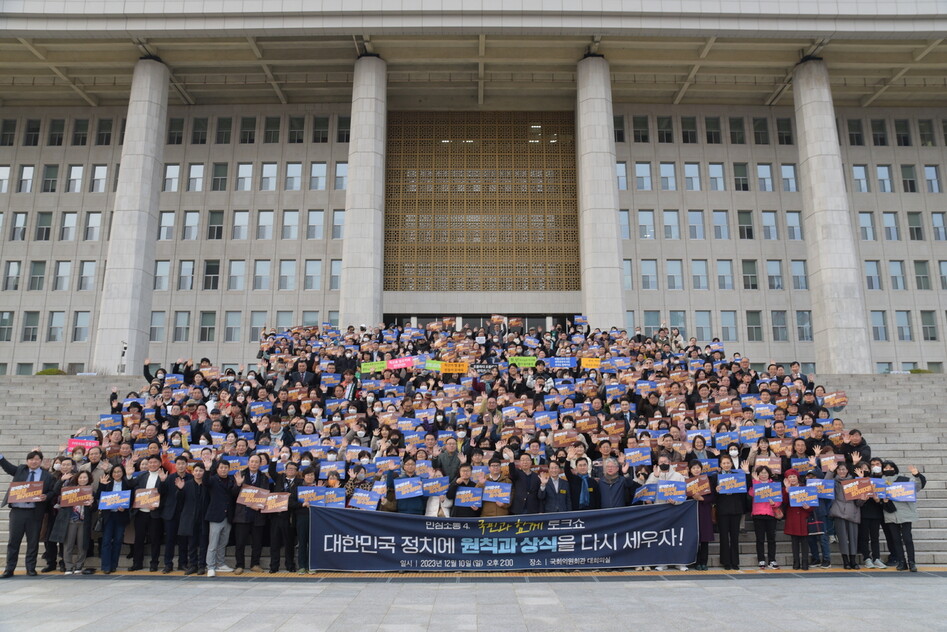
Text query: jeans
100 513 126 572
808 531 830 562
206 520 231 570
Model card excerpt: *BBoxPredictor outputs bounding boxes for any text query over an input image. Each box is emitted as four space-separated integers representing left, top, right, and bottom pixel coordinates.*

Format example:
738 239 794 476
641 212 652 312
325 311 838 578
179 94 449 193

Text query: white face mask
436 415 443 421
563 422 574 430
53 463 61 471
199 438 208 445
326 454 337 462
242 385 251 392
360 457 370 465
729 449 739 457
356 430 366 438
871 466 882 474
456 431 467 439
301 460 312 468
172 438 181 446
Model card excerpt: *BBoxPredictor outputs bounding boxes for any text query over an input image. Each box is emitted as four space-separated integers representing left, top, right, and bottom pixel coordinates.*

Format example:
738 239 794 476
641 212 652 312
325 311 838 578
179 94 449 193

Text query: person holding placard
478 458 513 517
686 461 715 571
825 460 863 569
1 450 55 578
58 470 96 575
447 464 481 518
96 464 134 574
715 455 749 571
782 468 814 570
232 454 271 574
131 455 166 572
882 460 926 572
749 465 782 570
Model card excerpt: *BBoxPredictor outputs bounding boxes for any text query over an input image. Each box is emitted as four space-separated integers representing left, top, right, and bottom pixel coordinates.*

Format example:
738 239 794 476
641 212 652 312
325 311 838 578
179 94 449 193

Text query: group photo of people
1 317 927 578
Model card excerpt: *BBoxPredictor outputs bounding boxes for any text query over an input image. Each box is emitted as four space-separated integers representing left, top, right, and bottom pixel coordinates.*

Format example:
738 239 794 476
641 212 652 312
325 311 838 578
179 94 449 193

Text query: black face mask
884 470 895 476
659 463 670 471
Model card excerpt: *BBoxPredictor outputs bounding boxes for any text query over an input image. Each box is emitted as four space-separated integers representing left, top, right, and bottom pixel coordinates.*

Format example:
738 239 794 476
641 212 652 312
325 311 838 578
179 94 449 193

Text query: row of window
616 161 943 195
857 211 947 241
622 309 813 344
620 259 808 292
0 114 351 148
619 208 803 241
0 208 349 244
157 209 343 241
869 310 940 343
0 256 343 294
863 260 947 292
152 258 341 292
0 160 349 195
0 308 343 346
613 114 947 149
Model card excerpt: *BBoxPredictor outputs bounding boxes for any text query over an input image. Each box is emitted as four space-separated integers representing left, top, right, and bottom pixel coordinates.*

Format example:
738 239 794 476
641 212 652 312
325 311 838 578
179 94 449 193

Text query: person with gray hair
597 456 641 509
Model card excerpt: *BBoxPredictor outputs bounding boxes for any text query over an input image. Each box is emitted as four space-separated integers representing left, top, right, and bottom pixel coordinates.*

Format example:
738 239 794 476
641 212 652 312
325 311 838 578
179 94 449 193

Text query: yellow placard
440 362 469 374
580 358 601 369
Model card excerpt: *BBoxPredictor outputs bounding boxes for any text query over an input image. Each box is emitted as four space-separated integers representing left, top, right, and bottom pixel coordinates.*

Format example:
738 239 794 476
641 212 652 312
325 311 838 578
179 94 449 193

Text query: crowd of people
0 317 928 578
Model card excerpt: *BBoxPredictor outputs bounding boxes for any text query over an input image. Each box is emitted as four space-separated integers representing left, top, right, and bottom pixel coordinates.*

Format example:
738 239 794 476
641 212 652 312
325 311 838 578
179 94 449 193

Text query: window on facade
632 116 649 142
791 260 808 290
215 117 232 144
681 117 697 143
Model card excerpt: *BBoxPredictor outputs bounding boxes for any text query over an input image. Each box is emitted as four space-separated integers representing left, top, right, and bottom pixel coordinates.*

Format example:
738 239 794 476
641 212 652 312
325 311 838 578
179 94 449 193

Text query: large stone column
91 58 169 374
793 59 871 373
576 55 626 330
339 55 387 329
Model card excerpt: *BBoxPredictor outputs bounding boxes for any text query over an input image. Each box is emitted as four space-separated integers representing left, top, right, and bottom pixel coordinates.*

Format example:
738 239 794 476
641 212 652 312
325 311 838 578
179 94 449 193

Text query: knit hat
783 468 800 478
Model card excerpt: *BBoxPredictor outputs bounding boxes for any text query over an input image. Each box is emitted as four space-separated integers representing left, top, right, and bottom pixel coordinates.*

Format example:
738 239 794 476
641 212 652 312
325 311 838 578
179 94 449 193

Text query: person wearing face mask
859 457 888 569
824 459 863 569
345 464 375 500
881 460 926 572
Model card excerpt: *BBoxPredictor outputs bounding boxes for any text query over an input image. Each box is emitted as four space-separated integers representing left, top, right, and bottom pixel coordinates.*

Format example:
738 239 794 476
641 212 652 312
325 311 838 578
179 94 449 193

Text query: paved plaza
1 571 944 632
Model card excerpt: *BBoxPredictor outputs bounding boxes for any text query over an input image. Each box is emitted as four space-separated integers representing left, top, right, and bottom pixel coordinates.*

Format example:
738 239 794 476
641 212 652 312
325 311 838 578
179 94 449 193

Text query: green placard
508 356 537 368
424 360 443 371
360 361 387 373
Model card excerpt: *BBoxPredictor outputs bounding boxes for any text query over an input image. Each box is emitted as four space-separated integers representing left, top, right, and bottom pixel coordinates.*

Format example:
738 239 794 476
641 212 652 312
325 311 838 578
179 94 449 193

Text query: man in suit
287 361 319 389
159 456 192 573
131 455 166 571
1 450 56 577
537 461 572 513
508 453 541 515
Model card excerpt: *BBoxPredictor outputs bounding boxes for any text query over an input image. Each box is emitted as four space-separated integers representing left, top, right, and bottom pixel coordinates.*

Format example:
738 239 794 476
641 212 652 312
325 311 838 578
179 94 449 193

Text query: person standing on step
205 460 236 577
267 459 298 573
232 454 270 574
0 450 56 578
131 455 165 572
158 455 191 573
715 454 749 571
96 464 134 574
824 459 863 570
882 460 926 572
782 468 813 570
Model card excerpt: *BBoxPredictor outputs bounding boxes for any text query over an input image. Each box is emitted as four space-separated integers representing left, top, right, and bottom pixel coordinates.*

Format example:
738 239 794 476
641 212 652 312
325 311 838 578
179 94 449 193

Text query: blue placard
393 477 423 500
738 425 766 445
99 490 131 510
656 480 687 503
452 486 483 508
698 458 720 475
752 481 783 504
788 486 819 507
98 414 123 431
633 483 657 503
349 489 380 511
482 481 512 504
717 471 747 494
805 477 835 499
324 488 346 508
714 432 739 448
624 447 652 467
375 456 403 472
422 477 450 497
887 481 917 502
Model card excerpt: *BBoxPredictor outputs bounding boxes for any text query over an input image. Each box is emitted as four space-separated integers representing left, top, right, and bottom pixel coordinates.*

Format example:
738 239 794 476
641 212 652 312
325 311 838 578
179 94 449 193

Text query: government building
0 2 945 376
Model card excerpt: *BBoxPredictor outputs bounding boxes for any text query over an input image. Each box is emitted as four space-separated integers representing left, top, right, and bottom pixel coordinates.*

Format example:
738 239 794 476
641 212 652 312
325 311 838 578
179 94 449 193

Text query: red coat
783 501 813 536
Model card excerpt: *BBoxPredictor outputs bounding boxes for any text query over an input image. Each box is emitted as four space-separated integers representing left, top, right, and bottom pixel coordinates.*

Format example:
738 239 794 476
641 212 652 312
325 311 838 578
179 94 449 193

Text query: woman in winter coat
714 454 749 571
882 460 927 572
825 459 863 569
686 460 715 571
782 468 813 570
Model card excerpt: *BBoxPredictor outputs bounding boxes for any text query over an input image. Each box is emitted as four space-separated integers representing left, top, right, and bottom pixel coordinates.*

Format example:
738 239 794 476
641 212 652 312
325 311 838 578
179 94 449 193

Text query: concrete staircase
0 374 943 570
